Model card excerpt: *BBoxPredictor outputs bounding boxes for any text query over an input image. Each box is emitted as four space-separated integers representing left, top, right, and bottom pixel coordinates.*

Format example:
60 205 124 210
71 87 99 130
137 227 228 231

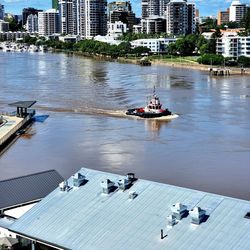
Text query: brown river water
0 51 250 200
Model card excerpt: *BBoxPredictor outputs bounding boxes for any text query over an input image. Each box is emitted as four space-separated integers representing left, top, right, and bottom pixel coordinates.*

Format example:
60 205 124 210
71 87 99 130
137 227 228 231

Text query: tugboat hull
126 108 172 118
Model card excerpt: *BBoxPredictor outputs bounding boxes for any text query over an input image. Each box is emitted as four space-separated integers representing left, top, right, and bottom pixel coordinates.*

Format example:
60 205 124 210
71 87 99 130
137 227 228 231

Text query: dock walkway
0 115 26 147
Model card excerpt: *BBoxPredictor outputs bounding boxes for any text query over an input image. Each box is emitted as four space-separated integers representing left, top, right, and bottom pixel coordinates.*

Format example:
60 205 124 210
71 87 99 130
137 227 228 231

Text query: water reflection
1 52 250 201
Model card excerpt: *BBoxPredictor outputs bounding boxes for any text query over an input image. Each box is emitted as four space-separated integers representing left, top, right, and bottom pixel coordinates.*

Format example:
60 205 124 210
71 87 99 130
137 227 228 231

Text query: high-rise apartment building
218 9 230 25
108 1 135 32
142 0 190 18
165 0 195 36
141 16 166 33
58 0 74 34
187 3 196 34
80 0 107 38
229 0 247 22
22 8 43 26
26 14 38 32
38 9 59 36
0 4 4 20
108 1 132 13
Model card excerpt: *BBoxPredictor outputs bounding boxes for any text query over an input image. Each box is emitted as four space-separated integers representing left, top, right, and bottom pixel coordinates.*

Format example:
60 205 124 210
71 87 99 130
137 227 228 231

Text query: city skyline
2 0 250 17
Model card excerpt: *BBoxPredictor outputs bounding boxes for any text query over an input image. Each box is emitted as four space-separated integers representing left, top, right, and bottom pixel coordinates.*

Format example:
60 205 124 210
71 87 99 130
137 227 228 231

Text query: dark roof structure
0 170 63 210
8 101 36 109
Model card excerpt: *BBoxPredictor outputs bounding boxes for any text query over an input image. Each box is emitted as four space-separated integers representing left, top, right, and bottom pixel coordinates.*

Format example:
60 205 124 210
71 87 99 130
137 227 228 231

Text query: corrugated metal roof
9 168 250 250
0 170 63 210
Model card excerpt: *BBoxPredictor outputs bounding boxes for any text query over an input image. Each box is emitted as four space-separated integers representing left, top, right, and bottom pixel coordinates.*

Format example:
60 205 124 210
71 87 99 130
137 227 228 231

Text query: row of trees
166 32 221 56
17 36 151 57
73 40 150 57
197 54 250 67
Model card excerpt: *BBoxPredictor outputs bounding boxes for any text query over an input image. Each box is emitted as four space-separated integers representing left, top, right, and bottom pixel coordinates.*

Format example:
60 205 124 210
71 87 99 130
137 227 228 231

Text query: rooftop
9 168 250 250
0 170 63 210
8 101 36 109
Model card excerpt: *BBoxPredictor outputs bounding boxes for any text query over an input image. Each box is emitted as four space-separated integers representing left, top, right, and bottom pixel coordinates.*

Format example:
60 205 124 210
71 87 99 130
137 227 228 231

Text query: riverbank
2 45 249 76
111 55 250 76
150 59 250 75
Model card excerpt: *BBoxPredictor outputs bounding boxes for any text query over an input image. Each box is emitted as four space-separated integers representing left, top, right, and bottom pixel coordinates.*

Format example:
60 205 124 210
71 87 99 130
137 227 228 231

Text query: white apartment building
133 24 142 33
26 14 38 33
38 9 59 36
217 34 250 58
0 31 36 41
131 38 176 53
107 21 127 39
229 0 247 22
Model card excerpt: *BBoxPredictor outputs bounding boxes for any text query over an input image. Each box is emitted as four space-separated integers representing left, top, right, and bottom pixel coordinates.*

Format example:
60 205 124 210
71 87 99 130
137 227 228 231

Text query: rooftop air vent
118 178 130 191
127 173 136 182
59 180 69 192
244 212 250 219
167 214 177 227
171 203 188 220
118 173 136 191
101 179 116 194
73 173 86 187
189 206 206 225
129 191 137 200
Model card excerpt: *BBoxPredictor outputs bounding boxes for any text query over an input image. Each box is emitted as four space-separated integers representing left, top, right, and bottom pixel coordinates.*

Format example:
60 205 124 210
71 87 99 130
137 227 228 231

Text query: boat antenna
153 86 156 96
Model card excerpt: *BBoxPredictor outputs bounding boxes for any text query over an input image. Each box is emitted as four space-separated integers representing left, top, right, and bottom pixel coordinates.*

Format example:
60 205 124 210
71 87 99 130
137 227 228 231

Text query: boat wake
35 105 179 121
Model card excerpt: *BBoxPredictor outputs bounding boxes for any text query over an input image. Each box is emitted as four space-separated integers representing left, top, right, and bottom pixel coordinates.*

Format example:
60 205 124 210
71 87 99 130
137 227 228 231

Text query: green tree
237 56 250 67
197 54 224 65
241 8 250 34
131 46 151 56
205 29 221 54
117 41 131 55
4 17 18 31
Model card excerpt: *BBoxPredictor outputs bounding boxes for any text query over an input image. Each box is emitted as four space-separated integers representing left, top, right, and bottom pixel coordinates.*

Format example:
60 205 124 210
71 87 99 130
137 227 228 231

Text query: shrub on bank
237 56 250 67
197 54 224 65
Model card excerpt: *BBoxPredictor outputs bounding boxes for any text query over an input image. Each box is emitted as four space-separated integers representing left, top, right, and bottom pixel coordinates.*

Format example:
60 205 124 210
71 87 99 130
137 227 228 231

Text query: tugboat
126 87 178 119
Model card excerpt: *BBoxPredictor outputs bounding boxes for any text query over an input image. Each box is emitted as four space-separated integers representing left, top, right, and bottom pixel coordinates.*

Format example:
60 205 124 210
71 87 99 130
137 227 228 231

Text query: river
0 51 250 200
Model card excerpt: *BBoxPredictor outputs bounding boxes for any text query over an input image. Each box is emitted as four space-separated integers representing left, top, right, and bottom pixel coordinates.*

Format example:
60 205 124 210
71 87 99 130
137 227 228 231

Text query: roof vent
118 178 130 191
244 212 250 219
73 173 86 187
171 203 188 220
118 173 136 191
189 206 206 225
129 191 137 200
127 173 136 182
167 214 177 227
101 179 116 194
59 181 69 192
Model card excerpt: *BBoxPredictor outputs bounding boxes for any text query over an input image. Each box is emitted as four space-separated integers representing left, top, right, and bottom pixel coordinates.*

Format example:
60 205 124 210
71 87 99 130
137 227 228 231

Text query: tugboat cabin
9 101 36 118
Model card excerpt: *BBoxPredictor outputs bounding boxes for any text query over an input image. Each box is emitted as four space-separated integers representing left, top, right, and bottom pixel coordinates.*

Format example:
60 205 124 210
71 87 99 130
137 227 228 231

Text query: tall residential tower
58 0 74 34
165 0 195 36
229 0 247 22
80 0 107 38
0 3 4 20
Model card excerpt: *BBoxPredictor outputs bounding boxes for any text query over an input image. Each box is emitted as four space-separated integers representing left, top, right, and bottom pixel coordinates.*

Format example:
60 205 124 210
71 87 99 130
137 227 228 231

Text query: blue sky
1 0 250 17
